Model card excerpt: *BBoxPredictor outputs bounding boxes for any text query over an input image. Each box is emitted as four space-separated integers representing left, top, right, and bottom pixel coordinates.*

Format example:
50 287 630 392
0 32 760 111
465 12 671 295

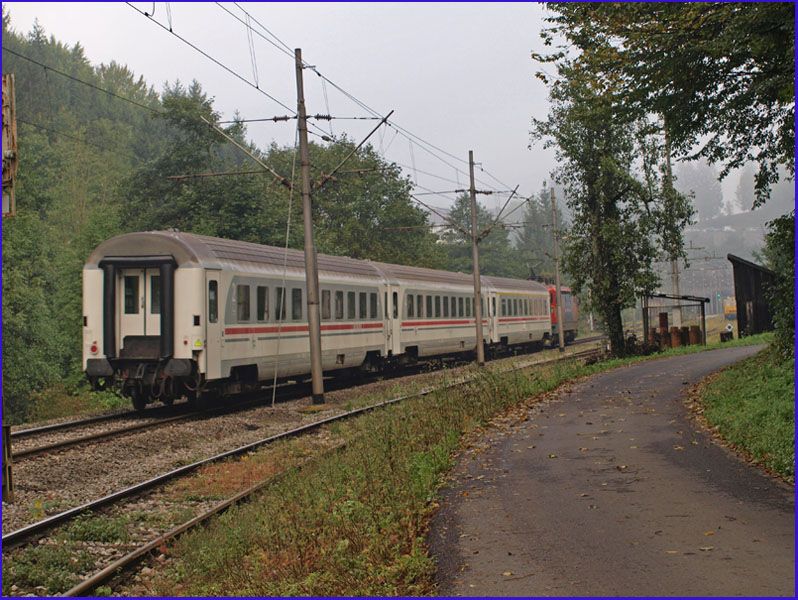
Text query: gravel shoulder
429 345 794 596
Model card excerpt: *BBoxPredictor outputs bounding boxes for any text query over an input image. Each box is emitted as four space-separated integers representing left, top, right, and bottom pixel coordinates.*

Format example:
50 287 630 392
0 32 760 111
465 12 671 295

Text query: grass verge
140 342 759 597
692 348 794 482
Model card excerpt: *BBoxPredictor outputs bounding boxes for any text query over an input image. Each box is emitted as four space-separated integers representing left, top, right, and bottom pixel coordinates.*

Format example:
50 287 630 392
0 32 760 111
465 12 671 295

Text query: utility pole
2 74 17 218
551 187 565 352
468 150 485 366
663 117 682 327
295 48 325 404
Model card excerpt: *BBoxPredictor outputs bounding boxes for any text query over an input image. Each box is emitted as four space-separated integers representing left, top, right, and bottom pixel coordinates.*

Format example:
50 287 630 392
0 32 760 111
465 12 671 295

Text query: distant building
727 254 776 336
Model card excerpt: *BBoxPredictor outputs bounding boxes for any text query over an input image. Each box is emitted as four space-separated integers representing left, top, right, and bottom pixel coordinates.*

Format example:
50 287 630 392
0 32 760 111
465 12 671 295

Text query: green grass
15 384 129 426
58 513 130 543
2 543 94 595
699 348 794 481
141 356 665 596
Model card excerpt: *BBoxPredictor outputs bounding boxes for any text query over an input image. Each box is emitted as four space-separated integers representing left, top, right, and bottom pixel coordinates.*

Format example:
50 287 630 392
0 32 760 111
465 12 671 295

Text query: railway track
8 336 606 461
2 341 606 596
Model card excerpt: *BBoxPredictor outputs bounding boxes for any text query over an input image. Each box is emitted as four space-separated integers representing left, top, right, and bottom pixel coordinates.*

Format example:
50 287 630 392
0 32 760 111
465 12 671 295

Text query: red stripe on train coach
224 322 384 335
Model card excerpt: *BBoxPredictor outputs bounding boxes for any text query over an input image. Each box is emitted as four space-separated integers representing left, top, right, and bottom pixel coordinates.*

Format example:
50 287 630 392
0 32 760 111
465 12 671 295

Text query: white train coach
83 231 551 409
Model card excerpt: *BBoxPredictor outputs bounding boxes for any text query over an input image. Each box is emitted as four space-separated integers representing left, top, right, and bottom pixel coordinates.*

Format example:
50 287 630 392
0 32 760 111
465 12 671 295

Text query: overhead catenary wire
214 2 502 192
125 1 329 140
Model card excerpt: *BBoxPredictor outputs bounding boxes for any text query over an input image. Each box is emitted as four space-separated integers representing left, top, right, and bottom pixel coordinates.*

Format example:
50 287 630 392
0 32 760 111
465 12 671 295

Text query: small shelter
727 254 776 337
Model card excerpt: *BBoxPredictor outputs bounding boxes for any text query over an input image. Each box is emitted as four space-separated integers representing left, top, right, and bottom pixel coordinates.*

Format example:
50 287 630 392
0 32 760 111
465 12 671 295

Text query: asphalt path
430 345 794 596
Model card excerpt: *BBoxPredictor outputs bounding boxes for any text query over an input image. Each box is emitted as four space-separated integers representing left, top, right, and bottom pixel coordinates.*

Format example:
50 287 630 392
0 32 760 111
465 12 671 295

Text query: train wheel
130 386 147 412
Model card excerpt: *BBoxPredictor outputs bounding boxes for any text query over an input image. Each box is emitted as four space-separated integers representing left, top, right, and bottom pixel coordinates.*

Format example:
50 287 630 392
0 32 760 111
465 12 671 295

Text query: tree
761 212 794 361
674 160 725 222
531 66 693 356
515 184 562 280
537 3 794 204
440 193 527 279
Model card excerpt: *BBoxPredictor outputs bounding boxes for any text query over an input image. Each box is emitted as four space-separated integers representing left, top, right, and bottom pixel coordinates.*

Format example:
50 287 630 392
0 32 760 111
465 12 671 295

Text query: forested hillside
3 12 555 421
0 15 446 420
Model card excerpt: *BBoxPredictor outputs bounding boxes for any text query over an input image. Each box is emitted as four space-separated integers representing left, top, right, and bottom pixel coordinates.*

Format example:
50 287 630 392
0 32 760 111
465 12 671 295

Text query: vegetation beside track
12 385 128 426
137 337 770 596
691 347 794 482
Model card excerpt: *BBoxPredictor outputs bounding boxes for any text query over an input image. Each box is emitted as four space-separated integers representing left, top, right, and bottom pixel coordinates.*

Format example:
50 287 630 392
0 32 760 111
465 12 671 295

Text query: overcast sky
5 2 742 212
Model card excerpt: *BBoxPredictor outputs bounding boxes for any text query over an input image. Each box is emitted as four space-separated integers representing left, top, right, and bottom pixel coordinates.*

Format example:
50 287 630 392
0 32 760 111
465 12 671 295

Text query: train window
292 288 303 321
407 294 414 318
458 297 464 317
393 292 399 318
276 287 286 321
347 291 356 319
369 292 378 319
321 290 331 320
335 291 344 320
237 285 251 321
359 292 367 319
426 295 433 318
434 296 441 318
487 297 491 316
443 296 449 318
500 298 506 317
465 297 471 317
124 276 139 314
514 299 519 316
208 281 218 323
416 294 423 317
385 292 388 318
257 286 269 321
150 275 161 314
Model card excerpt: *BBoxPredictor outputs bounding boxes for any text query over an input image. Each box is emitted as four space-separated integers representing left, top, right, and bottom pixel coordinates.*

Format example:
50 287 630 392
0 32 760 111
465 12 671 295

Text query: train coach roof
85 231 546 293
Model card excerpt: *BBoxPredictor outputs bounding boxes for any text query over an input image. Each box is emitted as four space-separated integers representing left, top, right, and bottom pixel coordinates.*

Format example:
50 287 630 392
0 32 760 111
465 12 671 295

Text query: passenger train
83 231 570 410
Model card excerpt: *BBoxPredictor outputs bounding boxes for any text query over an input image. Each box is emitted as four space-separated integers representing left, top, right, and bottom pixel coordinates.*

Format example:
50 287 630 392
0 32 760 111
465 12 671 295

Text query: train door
205 271 222 379
118 268 145 350
388 287 401 356
144 268 161 336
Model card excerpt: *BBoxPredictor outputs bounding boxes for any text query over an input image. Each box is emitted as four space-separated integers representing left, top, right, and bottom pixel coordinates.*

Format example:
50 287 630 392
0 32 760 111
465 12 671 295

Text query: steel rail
3 342 605 552
61 344 606 596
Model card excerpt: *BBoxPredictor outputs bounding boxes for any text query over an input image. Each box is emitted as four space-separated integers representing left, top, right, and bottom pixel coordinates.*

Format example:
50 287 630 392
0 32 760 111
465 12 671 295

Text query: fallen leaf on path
548 453 557 458
704 531 715 536
673 445 685 451
665 550 679 554
699 546 714 552
502 571 513 577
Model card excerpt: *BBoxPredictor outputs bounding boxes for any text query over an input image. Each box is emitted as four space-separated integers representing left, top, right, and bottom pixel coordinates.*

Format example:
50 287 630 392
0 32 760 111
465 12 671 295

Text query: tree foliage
514 184 563 281
674 160 725 222
761 212 795 361
440 194 527 279
536 2 794 204
1 14 443 419
531 66 693 355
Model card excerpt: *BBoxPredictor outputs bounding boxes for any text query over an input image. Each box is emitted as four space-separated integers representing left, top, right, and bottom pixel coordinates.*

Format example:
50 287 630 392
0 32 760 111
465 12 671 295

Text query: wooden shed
726 254 776 337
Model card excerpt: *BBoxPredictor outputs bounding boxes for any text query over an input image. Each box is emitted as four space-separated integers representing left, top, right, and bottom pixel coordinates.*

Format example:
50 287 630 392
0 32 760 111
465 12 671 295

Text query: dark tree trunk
604 303 626 356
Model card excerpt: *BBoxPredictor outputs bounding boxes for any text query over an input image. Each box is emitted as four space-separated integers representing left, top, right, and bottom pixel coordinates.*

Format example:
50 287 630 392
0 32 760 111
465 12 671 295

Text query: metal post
663 118 682 328
642 295 650 346
468 151 485 366
700 300 707 346
295 48 325 404
2 424 13 503
551 188 565 352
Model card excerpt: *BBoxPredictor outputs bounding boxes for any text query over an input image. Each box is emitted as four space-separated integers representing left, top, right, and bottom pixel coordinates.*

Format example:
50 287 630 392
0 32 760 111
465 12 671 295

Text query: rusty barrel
670 326 682 348
689 325 702 345
680 326 691 346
